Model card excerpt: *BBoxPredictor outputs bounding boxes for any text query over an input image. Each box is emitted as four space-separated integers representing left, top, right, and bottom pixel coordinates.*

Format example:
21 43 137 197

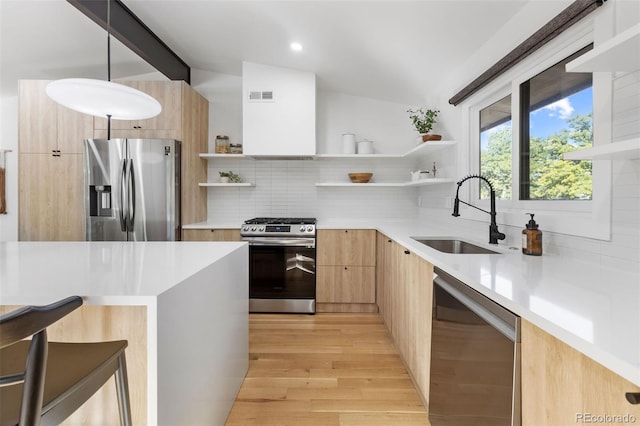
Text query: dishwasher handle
434 272 520 343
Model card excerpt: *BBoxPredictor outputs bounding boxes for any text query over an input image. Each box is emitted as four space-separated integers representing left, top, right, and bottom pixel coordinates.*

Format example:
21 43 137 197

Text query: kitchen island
0 241 249 425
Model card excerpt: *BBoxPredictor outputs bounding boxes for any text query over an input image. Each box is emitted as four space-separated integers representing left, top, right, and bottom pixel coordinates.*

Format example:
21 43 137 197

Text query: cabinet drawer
182 229 241 241
317 265 375 303
317 229 376 266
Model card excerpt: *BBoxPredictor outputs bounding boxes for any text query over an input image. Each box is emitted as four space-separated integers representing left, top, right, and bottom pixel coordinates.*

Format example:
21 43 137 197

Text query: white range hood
242 62 316 158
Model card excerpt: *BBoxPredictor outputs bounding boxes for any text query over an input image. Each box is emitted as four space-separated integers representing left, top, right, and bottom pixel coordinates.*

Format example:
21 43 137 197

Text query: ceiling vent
248 90 274 102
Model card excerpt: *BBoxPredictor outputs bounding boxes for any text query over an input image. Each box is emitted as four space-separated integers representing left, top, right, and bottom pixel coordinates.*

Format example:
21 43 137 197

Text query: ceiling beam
67 0 190 83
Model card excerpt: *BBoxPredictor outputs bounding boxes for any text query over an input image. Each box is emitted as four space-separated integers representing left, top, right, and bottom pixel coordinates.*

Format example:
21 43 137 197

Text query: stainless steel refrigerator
84 138 181 241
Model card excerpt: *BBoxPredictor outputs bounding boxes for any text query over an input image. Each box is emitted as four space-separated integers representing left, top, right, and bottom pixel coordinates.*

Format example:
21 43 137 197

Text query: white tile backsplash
206 157 417 223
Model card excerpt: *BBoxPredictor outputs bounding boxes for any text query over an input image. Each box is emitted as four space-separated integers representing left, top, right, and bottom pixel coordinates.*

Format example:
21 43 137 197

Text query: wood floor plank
339 412 430 425
225 313 429 425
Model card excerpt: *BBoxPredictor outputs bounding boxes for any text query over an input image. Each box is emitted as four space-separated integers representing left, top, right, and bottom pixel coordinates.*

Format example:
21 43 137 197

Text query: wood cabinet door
317 265 375 303
19 153 84 241
317 229 376 266
93 81 182 133
57 105 94 154
522 320 640 425
182 229 241 241
18 80 57 153
375 232 389 322
136 80 182 131
383 239 433 404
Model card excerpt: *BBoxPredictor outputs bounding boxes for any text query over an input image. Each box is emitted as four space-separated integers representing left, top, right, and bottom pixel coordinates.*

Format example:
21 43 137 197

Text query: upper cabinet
94 80 183 140
18 80 93 154
242 62 316 158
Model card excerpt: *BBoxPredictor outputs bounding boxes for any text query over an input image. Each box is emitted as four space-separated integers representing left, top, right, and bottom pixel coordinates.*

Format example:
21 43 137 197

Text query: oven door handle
243 238 316 248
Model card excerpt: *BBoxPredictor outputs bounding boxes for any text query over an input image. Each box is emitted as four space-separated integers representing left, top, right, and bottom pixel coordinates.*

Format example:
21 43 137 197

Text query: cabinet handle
404 250 410 255
627 392 640 405
210 229 215 233
344 267 348 270
387 239 392 243
344 230 348 233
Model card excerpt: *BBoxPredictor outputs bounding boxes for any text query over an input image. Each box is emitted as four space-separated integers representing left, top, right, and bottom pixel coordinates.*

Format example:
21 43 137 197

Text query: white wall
0 96 18 241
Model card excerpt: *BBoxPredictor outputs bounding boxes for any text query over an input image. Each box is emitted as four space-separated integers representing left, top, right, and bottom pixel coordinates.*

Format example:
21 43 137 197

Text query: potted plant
407 108 441 142
218 171 241 183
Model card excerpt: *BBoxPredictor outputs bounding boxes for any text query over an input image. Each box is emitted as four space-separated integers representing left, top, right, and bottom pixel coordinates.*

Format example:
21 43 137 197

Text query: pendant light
46 0 161 124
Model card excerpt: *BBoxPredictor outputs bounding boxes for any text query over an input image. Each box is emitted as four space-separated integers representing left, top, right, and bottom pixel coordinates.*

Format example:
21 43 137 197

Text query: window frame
464 18 612 240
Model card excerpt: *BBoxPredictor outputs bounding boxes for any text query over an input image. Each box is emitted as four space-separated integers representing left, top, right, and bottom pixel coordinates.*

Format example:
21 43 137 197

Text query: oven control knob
251 226 257 231
259 226 265 232
306 225 314 232
299 226 305 232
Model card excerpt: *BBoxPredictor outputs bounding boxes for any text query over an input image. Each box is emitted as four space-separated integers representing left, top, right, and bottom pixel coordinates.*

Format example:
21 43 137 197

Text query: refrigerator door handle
119 159 127 232
127 159 136 232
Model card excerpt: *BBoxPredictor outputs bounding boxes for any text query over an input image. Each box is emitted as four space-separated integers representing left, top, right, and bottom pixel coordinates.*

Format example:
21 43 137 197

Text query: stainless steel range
241 218 317 314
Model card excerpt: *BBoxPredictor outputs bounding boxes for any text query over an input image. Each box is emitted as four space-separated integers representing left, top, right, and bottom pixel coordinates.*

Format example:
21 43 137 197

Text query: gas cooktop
241 217 317 237
244 217 316 225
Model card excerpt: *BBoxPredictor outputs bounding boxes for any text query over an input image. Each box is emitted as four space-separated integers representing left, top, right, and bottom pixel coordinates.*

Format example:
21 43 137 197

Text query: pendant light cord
106 0 112 139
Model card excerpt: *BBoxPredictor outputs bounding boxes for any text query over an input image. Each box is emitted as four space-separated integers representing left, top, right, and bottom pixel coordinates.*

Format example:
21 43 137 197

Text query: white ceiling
1 0 574 105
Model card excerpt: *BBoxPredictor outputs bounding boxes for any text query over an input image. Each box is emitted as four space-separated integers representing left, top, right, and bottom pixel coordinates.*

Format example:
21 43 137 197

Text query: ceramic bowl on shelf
348 173 373 183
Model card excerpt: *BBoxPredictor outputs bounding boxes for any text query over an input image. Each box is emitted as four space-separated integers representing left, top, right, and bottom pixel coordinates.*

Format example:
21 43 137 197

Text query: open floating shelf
316 178 455 187
566 23 640 72
198 182 254 187
563 138 640 160
199 153 246 159
316 140 456 159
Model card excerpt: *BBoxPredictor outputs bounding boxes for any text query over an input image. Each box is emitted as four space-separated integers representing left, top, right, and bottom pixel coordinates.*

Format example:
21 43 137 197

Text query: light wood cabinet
18 153 84 241
522 319 640 425
317 229 377 312
376 232 433 406
182 228 241 241
18 80 93 240
18 80 92 154
94 80 182 134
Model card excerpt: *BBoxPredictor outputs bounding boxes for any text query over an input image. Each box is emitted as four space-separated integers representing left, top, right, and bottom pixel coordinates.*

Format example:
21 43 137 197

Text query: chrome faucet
452 174 506 245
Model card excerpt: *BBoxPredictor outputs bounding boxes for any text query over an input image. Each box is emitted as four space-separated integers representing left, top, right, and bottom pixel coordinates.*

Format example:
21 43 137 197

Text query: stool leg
20 330 48 426
114 353 132 426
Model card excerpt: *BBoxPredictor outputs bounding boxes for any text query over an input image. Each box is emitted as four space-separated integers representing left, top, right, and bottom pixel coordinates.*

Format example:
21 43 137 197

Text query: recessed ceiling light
290 42 303 52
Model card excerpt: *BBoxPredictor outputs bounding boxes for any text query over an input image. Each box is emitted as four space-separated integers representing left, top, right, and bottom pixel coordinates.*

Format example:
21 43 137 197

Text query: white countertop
319 218 640 388
0 241 247 305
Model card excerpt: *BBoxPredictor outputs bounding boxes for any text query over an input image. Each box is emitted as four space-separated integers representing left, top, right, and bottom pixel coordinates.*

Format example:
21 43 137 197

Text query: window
478 45 593 203
519 45 593 200
480 95 512 200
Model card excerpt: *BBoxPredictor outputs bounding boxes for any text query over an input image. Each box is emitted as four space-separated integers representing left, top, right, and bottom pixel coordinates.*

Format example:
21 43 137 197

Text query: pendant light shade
46 78 161 120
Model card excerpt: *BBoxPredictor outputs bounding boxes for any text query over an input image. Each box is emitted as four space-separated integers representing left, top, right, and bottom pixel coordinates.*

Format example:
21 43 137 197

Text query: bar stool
0 296 132 426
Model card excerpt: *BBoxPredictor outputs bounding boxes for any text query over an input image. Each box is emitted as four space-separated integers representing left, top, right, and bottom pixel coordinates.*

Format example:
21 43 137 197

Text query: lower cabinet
522 319 640 425
19 153 84 241
316 229 377 312
182 228 241 241
316 266 375 303
376 232 433 405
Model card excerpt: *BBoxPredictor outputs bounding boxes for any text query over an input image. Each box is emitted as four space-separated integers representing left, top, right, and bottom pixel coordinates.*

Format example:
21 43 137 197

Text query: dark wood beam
68 0 190 83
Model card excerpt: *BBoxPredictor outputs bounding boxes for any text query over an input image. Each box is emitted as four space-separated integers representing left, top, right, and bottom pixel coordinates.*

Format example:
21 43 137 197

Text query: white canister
357 140 374 154
342 134 356 154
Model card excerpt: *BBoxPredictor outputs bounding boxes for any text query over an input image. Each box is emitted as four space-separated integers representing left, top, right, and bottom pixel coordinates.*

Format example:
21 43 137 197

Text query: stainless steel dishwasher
429 268 521 426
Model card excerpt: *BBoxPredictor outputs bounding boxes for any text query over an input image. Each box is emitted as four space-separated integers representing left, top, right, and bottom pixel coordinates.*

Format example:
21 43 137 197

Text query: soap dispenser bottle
522 213 542 256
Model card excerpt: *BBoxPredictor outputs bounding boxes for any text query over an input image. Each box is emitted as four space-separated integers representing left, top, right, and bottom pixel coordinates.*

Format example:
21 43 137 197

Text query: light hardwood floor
225 313 430 426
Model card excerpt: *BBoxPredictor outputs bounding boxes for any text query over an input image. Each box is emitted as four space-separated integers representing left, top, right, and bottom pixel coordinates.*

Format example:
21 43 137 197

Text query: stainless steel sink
412 238 500 254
